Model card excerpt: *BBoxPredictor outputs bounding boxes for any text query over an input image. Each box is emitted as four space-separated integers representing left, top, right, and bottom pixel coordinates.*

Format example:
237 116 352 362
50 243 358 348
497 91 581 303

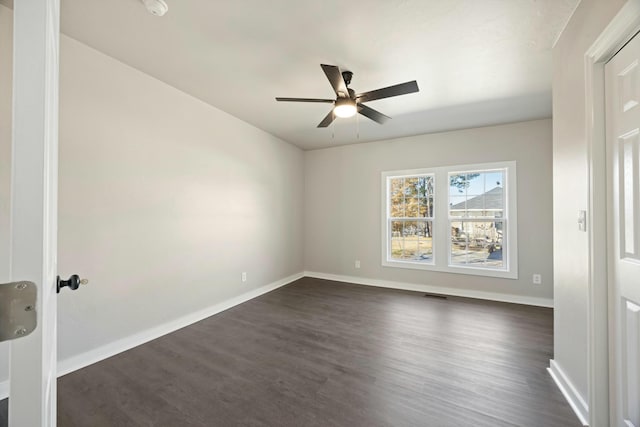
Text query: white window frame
383 170 437 268
381 161 518 279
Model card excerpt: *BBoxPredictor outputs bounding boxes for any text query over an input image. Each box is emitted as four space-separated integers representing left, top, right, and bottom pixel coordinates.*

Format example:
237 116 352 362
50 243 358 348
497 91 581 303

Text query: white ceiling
10 0 579 150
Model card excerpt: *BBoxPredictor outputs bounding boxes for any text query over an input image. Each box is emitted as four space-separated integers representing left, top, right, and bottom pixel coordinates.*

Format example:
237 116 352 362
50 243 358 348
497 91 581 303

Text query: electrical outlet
241 272 247 282
532 274 542 285
355 260 361 269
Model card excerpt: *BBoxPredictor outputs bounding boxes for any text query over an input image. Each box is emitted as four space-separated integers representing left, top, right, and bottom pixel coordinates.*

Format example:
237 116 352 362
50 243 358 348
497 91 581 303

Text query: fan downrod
342 71 353 86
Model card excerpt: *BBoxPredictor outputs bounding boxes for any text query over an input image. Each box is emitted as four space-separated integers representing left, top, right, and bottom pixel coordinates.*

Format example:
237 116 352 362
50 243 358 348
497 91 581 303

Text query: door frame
585 1 640 425
9 0 60 425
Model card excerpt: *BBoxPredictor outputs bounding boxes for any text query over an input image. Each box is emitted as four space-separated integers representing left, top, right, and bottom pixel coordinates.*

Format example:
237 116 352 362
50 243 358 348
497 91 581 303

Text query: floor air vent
423 293 447 300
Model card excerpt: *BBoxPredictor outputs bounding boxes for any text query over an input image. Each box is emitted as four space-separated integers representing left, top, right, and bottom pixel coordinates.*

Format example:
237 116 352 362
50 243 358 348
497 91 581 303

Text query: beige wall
552 0 627 404
304 119 553 302
56 36 305 360
0 4 304 384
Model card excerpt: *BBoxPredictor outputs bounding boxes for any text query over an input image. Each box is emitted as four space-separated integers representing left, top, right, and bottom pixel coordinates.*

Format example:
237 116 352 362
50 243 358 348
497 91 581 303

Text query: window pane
449 195 466 216
404 177 419 197
449 170 505 218
418 198 428 218
405 198 419 217
404 178 419 217
417 176 429 197
418 175 434 218
390 220 404 259
450 220 504 268
389 175 434 219
389 178 405 218
390 220 432 262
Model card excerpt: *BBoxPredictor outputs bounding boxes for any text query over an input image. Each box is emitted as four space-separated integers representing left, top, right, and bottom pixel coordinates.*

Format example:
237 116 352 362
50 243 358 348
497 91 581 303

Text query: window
449 169 506 269
382 162 517 279
388 175 435 264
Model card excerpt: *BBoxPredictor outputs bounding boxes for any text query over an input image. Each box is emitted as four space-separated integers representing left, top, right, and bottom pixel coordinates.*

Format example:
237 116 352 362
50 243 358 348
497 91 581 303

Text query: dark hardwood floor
0 277 580 426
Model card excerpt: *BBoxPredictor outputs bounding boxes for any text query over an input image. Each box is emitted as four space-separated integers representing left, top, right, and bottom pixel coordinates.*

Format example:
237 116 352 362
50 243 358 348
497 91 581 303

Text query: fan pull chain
331 110 335 140
356 110 360 140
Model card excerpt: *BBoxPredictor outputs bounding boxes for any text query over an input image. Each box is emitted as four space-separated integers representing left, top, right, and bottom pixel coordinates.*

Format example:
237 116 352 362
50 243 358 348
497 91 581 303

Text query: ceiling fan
276 64 419 128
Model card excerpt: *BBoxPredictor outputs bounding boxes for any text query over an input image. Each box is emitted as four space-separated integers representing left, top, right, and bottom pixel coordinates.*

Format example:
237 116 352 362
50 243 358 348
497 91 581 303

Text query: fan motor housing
342 71 353 86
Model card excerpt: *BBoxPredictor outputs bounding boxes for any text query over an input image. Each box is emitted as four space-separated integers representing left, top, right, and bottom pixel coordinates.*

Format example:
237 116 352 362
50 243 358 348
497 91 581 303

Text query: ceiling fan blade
356 80 419 103
317 110 336 128
358 104 391 124
275 97 335 103
321 64 349 98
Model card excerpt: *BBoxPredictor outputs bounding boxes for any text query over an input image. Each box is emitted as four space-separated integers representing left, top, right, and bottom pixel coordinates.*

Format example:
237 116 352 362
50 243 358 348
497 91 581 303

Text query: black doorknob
57 275 88 293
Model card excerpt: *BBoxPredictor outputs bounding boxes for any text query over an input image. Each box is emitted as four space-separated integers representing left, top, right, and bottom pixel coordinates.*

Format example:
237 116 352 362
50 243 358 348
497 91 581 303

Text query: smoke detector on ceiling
141 0 168 16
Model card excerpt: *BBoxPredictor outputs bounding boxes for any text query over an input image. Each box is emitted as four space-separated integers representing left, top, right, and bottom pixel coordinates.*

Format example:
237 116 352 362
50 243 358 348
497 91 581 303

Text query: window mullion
435 167 449 268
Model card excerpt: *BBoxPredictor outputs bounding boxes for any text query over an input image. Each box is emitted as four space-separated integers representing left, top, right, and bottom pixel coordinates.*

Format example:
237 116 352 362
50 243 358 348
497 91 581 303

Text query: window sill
382 259 518 279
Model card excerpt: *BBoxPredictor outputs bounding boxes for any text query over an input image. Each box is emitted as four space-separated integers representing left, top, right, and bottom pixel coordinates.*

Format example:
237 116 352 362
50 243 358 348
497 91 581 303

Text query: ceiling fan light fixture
275 64 419 127
333 98 357 118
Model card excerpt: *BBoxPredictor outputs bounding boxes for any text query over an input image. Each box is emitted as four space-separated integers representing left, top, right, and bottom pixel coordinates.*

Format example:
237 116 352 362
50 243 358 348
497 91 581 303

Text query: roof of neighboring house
450 186 503 210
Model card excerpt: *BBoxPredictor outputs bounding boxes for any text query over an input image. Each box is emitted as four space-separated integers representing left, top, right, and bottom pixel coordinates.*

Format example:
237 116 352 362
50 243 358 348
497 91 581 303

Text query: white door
606 32 640 427
7 0 60 426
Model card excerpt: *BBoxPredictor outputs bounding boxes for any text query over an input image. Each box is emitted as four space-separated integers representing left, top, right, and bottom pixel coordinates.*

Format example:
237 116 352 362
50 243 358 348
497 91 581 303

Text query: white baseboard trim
0 271 304 400
0 271 550 400
58 271 303 377
548 359 589 426
303 271 554 308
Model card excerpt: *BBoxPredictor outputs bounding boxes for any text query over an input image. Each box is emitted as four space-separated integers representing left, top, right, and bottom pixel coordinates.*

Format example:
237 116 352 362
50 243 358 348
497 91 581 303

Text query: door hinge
0 281 37 342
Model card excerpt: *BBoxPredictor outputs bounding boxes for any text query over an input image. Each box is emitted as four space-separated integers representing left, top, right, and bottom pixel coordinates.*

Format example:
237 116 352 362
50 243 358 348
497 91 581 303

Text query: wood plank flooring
1 277 580 426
